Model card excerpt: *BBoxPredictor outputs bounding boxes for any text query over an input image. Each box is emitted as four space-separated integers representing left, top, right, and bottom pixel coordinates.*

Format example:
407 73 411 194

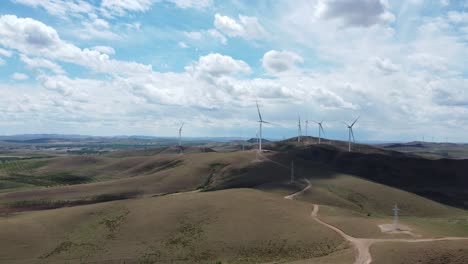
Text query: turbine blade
351 128 355 142
262 120 279 126
351 116 360 127
179 123 184 133
320 125 325 136
343 121 350 127
256 101 262 121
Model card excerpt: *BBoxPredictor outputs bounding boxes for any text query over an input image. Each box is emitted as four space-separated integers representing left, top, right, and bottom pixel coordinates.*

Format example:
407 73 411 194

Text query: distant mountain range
246 138 270 143
0 134 278 143
1 134 466 146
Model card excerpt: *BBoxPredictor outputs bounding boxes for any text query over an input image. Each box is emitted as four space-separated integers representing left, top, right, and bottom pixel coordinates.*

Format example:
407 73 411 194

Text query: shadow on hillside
288 144 468 210
205 140 468 210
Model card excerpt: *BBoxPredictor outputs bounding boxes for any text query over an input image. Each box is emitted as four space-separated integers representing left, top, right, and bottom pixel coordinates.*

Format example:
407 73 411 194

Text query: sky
0 0 467 142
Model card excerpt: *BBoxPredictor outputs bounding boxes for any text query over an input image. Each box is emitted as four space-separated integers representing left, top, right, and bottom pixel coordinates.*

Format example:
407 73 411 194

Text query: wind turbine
256 101 271 152
344 117 359 152
313 120 325 144
305 120 309 137
297 115 302 142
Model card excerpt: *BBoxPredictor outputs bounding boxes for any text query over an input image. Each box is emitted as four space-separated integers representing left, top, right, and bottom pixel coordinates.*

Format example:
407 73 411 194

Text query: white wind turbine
344 117 359 152
305 120 309 137
297 115 302 142
313 120 325 144
256 101 271 152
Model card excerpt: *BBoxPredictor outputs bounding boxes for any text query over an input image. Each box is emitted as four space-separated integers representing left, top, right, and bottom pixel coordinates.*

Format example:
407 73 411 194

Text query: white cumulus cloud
214 14 244 37
315 0 395 27
0 15 151 76
262 50 304 74
20 54 65 74
91 46 115 55
214 14 267 40
186 53 252 79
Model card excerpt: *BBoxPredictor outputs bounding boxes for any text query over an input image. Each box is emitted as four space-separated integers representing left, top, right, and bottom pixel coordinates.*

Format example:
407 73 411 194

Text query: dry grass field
370 240 468 264
0 189 348 264
0 150 258 210
1 140 468 263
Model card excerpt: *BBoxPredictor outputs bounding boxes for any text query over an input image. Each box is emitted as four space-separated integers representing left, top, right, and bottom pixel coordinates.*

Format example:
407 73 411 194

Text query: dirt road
285 180 468 264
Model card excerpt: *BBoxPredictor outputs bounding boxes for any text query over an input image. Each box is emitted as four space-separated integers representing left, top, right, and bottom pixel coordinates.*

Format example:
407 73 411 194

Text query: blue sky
0 0 467 142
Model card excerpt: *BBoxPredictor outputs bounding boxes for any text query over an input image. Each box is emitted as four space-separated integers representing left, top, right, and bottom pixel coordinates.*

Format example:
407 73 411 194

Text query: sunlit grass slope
0 189 347 264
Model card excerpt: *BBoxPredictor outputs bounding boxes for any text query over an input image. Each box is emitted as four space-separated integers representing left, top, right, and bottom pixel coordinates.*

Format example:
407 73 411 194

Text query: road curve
284 179 311 200
285 179 468 264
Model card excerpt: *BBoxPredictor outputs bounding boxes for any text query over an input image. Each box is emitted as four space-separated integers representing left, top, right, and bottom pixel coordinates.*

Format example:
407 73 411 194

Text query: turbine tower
393 204 400 230
256 131 259 146
297 115 302 142
255 130 259 160
313 120 325 144
344 116 359 152
290 160 295 183
256 101 271 152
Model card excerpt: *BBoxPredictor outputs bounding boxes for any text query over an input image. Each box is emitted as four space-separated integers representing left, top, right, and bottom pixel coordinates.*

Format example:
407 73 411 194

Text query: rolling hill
0 138 467 263
0 189 347 264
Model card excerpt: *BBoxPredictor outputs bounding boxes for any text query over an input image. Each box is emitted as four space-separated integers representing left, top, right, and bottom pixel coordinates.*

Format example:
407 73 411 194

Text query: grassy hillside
379 142 468 159
259 173 468 239
105 146 216 158
1 139 468 263
0 150 263 212
4 142 468 216
301 174 463 217
0 189 347 264
264 143 468 209
370 240 468 264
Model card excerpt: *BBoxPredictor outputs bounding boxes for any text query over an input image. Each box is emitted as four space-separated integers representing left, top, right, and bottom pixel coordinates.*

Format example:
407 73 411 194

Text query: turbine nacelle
311 119 325 144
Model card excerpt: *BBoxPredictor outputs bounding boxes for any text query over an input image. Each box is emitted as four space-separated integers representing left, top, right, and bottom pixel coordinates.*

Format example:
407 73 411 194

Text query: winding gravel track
285 179 468 264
